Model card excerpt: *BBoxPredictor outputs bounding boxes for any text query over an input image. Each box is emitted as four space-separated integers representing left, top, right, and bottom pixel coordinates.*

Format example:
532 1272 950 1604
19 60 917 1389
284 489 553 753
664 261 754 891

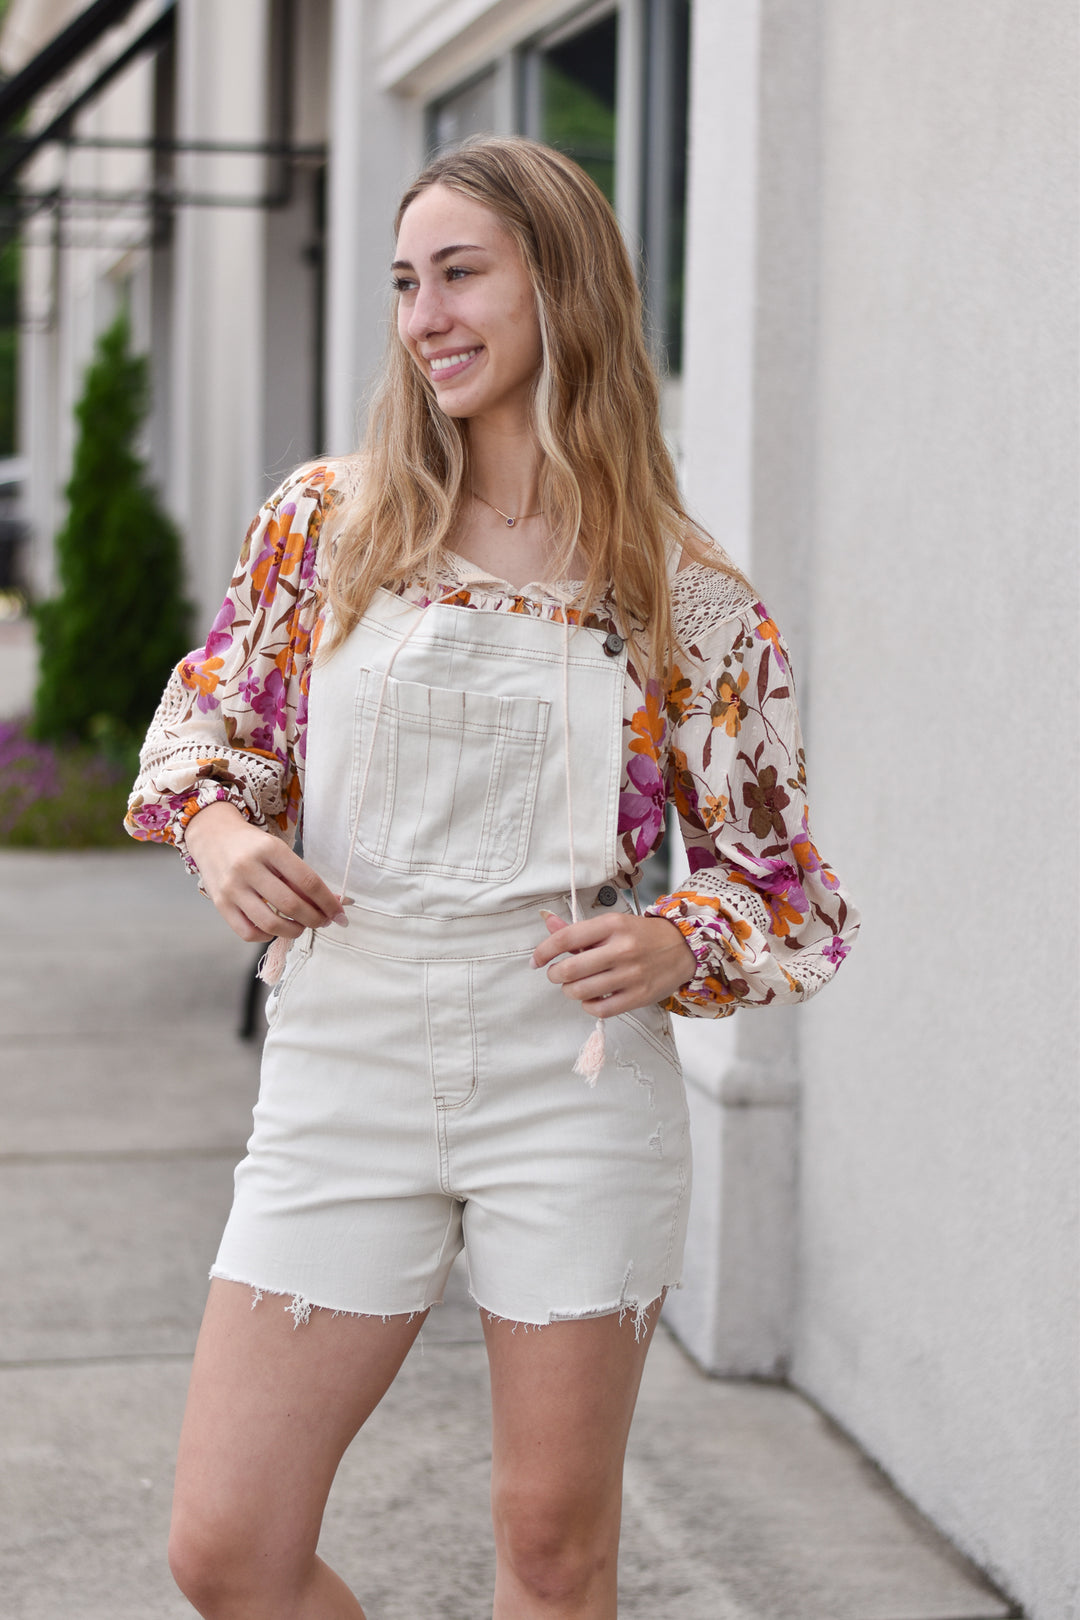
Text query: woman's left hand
531 912 697 1017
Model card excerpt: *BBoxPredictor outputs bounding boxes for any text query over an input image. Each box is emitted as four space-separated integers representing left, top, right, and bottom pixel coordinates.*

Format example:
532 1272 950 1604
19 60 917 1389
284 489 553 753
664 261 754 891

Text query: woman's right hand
184 802 347 943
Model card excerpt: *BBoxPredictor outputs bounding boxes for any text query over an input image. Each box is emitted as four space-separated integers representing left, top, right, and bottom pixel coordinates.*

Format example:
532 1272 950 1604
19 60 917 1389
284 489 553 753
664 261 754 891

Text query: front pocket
350 668 550 882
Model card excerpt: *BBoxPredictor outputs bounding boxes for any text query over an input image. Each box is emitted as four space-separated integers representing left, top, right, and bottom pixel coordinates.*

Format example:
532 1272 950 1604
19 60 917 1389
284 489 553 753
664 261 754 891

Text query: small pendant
506 516 515 527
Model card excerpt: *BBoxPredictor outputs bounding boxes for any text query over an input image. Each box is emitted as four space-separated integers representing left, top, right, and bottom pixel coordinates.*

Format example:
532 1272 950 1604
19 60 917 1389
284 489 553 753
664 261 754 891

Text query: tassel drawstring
257 934 289 986
557 597 610 1086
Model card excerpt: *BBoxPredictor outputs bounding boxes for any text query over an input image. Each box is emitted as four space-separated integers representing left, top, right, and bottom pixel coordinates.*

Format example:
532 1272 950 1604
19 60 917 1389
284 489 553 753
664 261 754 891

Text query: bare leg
483 1299 663 1619
169 1279 427 1619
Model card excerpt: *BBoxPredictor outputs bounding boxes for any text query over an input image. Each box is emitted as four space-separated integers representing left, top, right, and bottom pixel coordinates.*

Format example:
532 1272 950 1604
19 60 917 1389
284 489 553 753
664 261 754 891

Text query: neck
466 415 542 516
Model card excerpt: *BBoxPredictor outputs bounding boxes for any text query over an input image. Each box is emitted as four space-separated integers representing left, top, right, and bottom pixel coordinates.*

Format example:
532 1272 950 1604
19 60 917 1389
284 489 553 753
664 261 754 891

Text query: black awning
0 4 175 191
0 0 152 131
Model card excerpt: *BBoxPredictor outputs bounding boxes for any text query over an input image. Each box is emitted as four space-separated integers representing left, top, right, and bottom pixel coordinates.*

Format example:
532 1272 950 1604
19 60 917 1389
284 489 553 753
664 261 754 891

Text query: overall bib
212 588 690 1327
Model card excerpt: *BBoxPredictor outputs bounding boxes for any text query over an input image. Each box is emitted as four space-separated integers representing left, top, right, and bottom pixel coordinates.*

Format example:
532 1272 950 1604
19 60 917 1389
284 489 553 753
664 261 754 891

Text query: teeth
430 348 479 372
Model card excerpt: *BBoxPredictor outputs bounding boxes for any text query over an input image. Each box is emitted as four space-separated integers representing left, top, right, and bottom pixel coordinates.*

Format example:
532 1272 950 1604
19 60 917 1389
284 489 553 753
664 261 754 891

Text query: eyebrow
391 243 489 271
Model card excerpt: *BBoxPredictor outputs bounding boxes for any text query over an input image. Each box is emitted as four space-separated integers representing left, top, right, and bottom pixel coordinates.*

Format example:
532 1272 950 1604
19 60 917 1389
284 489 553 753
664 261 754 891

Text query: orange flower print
668 745 699 822
710 668 749 737
180 654 223 708
702 793 728 830
629 686 666 757
765 894 804 938
721 913 754 959
665 667 693 726
752 604 785 664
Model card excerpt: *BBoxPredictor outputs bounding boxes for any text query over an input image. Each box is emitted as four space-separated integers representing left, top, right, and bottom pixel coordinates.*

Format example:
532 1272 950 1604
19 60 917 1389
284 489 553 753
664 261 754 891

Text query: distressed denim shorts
211 895 691 1329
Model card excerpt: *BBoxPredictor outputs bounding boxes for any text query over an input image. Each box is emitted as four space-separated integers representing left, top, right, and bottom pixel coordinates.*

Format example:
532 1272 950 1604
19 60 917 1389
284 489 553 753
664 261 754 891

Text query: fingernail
339 896 356 907
333 910 348 927
539 909 557 920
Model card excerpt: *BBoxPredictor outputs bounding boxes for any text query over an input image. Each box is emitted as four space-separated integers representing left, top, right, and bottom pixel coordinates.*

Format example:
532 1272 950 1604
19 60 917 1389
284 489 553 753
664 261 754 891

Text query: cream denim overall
212 587 690 1328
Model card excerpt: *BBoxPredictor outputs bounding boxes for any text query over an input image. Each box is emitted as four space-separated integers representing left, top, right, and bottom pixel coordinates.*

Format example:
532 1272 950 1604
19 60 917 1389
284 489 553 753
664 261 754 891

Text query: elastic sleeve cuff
125 781 254 877
644 895 743 1017
172 784 254 875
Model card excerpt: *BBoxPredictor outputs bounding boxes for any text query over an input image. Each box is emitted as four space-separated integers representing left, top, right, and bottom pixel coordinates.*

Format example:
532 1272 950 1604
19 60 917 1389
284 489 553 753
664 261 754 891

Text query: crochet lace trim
669 554 755 646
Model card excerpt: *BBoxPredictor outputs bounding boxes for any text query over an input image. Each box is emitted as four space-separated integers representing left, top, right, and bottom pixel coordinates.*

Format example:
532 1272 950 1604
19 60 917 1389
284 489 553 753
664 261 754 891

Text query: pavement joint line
0 1146 247 1165
0 1340 486 1371
0 1351 197 1370
1 1029 254 1043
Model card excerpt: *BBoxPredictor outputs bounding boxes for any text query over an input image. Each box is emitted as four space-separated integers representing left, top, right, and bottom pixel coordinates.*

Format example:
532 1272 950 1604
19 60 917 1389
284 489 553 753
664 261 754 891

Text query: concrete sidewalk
0 848 1017 1620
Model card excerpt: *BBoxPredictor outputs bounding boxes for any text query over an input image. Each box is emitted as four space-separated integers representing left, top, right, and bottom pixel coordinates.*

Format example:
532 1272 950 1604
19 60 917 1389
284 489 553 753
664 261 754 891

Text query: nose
405 278 450 342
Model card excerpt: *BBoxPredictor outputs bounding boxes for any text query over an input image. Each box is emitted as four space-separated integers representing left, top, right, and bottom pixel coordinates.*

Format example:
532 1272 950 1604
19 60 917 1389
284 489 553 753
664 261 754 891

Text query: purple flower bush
0 718 133 847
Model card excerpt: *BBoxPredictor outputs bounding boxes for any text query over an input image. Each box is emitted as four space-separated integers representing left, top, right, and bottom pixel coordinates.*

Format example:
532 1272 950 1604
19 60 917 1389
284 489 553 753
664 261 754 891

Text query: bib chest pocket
350 667 550 882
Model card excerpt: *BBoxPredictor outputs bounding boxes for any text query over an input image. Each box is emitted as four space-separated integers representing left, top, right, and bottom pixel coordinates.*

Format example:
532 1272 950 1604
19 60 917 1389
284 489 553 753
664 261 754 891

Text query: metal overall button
602 632 624 656
596 884 619 907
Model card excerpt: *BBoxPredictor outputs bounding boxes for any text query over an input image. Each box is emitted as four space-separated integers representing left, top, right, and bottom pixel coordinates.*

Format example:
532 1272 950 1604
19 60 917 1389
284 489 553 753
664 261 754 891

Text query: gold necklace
471 489 543 528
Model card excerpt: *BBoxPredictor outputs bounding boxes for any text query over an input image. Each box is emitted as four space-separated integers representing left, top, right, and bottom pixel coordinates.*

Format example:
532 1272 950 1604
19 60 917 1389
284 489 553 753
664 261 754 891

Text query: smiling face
393 184 544 427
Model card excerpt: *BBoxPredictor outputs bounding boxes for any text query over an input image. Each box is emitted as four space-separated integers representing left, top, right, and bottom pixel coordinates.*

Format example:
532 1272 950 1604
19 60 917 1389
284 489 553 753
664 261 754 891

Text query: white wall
793 6 1079 1619
170 0 271 623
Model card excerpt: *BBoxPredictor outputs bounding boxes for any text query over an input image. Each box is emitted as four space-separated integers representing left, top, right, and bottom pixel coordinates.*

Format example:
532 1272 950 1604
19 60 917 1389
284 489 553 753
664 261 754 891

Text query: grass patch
0 718 136 848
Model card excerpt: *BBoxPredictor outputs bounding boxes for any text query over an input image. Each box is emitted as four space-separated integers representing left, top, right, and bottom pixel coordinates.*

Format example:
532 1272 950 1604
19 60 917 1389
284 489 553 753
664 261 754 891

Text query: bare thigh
171 1279 426 1577
483 1301 663 1617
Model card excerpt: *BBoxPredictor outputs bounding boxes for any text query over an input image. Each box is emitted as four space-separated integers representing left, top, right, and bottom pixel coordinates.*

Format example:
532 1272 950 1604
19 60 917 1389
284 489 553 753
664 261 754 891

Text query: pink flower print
618 753 667 860
251 666 287 731
249 724 275 754
239 667 261 707
133 804 172 830
791 807 841 891
202 598 236 661
749 855 810 916
687 843 719 874
823 935 850 966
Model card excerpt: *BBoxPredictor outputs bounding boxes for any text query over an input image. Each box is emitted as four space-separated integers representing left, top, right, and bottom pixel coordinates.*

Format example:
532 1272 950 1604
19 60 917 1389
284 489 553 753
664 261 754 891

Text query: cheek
507 301 543 369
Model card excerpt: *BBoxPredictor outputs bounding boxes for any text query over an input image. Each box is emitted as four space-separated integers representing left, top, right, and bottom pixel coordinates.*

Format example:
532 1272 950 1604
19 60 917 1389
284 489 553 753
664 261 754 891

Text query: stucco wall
793 6 1079 1619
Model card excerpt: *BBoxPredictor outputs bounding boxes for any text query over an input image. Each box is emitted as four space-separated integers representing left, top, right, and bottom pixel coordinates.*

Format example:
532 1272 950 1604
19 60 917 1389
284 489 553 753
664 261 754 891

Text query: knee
168 1512 266 1617
493 1483 616 1606
167 1516 230 1615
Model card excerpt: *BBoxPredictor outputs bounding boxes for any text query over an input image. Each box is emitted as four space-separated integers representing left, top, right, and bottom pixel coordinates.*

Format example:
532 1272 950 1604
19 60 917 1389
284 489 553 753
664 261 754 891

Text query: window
424 1 688 372
523 10 618 205
642 0 689 375
428 70 498 154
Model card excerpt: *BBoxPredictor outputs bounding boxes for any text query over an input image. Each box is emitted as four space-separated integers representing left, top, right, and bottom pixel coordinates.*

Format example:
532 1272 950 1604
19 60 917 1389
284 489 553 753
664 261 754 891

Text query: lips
426 346 481 381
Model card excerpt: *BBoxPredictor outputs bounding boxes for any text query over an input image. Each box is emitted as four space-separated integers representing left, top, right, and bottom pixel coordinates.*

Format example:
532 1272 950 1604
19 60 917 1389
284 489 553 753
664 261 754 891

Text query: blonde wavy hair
324 134 731 673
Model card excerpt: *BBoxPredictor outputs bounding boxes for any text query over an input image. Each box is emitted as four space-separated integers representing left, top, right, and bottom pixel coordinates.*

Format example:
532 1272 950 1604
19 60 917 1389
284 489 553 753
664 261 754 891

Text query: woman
127 136 857 1620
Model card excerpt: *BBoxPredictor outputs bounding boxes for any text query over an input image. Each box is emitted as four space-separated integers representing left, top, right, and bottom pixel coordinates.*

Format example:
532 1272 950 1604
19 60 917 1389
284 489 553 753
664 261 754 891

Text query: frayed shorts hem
209 1267 444 1328
209 1267 681 1339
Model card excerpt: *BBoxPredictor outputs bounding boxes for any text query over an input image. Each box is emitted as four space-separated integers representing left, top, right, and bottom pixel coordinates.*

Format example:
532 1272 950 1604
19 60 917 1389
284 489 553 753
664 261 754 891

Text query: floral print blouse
126 461 858 1017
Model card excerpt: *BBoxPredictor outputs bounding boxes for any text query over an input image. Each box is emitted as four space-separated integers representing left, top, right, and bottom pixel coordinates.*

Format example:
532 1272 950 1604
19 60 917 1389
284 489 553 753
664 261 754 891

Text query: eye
391 275 417 294
444 265 472 282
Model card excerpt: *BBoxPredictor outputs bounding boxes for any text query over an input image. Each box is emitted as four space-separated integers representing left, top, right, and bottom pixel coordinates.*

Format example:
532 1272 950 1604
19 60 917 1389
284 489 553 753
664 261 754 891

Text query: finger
248 893 308 939
531 917 611 969
270 852 346 923
257 871 345 931
226 903 275 945
580 989 639 1018
541 910 569 935
554 966 629 1004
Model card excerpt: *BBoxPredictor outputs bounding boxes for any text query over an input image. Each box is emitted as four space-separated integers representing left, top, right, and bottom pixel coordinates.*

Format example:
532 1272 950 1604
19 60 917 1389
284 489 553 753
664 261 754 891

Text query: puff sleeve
644 600 859 1017
124 461 339 873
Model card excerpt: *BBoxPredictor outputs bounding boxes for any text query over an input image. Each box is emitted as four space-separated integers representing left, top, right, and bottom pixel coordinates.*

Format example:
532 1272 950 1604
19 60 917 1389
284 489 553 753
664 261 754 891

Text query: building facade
3 3 1077 1618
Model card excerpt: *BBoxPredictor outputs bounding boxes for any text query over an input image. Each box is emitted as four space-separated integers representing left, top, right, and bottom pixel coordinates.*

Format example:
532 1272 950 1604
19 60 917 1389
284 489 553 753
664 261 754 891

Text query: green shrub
32 312 192 745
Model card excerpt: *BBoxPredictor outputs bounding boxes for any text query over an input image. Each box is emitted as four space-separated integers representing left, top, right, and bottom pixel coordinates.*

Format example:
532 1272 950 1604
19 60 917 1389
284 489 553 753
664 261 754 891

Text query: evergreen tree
32 313 191 743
